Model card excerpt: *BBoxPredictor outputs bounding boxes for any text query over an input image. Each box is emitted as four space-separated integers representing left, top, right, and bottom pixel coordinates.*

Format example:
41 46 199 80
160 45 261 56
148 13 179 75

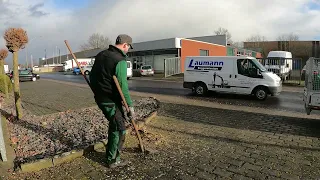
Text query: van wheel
305 103 311 115
32 77 37 81
194 82 208 96
254 86 268 100
85 71 89 75
127 77 130 80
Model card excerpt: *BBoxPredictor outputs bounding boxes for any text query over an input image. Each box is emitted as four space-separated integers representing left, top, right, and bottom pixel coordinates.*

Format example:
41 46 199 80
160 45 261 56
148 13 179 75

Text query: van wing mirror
257 69 261 75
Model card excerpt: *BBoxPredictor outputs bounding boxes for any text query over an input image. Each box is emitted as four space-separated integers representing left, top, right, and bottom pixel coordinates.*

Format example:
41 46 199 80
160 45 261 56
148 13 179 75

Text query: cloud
1 0 320 66
28 3 49 17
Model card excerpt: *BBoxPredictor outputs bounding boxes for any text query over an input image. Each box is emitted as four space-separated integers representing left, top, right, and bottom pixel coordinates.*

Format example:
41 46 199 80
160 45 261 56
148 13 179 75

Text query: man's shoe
107 160 129 168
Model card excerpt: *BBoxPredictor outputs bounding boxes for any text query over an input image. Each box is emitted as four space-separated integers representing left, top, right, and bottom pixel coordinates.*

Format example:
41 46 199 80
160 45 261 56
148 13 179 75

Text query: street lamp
26 36 42 68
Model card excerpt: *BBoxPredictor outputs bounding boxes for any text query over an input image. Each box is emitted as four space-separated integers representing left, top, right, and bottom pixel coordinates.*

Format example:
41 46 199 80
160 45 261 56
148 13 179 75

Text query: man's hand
128 106 135 119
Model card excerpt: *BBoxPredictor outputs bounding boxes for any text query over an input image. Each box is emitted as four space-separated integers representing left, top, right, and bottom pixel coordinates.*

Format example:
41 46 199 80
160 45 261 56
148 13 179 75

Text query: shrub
0 74 12 94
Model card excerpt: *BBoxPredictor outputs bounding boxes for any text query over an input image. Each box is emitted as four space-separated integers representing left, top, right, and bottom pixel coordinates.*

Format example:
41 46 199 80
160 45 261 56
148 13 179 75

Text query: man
89 34 135 168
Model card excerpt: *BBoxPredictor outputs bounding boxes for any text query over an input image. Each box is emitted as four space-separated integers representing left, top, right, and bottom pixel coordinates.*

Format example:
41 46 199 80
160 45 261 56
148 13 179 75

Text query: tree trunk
12 51 22 119
0 59 4 75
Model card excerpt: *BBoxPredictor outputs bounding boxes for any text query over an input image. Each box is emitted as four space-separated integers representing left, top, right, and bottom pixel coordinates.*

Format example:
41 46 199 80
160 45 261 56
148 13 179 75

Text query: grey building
40 35 227 73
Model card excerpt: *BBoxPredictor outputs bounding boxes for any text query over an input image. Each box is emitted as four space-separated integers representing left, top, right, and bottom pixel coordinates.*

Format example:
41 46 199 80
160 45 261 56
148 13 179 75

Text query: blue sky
53 0 90 9
306 0 320 10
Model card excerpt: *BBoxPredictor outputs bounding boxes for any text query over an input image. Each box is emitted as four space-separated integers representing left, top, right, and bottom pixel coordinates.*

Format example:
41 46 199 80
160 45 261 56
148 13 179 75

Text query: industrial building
40 35 262 73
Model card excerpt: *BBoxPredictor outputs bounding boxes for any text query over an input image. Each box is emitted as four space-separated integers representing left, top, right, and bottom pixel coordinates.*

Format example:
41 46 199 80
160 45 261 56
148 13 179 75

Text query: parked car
83 65 92 75
73 67 81 75
127 61 133 80
140 65 154 76
9 69 40 83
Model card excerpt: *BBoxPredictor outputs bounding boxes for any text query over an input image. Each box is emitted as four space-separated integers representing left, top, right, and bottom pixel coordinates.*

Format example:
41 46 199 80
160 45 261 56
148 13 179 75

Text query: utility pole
56 46 58 64
26 48 29 68
45 49 47 65
59 48 61 64
31 54 33 69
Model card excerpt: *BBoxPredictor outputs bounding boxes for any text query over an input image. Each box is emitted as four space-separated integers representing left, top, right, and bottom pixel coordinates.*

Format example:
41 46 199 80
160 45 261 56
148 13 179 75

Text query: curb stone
17 111 158 173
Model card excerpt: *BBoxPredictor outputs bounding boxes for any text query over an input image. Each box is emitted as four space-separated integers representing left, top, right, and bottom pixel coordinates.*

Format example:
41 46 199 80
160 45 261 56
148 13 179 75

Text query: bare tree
80 33 112 51
276 33 300 53
276 33 299 41
245 34 268 57
214 27 233 44
4 28 29 119
232 41 244 48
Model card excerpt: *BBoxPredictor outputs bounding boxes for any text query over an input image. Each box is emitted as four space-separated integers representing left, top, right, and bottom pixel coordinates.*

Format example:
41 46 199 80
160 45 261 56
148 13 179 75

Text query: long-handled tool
64 40 145 153
112 75 145 153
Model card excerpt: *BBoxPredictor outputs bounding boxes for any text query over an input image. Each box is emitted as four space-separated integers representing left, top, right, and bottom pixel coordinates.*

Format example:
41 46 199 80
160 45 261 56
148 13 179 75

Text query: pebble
1 96 160 164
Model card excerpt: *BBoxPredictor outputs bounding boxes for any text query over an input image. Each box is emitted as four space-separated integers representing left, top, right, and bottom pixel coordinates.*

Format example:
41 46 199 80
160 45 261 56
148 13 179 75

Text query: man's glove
127 106 135 119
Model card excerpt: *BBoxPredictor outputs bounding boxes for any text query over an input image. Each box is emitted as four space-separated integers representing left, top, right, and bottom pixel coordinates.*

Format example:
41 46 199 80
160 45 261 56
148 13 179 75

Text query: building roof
40 35 227 65
40 48 104 66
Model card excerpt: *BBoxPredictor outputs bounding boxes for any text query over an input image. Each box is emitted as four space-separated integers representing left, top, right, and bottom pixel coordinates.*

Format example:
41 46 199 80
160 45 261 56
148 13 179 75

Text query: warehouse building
40 35 261 73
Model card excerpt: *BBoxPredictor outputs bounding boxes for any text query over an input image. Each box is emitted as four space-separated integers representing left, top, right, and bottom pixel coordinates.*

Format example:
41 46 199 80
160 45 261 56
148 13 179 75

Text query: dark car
9 69 40 83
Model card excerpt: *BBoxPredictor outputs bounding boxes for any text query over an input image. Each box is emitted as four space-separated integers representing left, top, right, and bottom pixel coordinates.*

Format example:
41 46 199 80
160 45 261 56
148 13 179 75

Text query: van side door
233 59 262 94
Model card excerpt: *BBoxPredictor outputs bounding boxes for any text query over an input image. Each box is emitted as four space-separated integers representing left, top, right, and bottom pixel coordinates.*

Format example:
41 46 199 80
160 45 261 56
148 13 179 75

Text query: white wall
128 54 176 73
153 54 176 72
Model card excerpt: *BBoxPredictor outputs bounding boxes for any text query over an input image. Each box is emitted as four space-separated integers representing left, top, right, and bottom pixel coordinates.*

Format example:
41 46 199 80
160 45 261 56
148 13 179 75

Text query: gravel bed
0 94 159 164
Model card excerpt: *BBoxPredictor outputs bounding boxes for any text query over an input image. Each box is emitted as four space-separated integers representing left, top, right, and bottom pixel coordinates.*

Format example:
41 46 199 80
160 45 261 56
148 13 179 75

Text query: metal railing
258 58 303 85
164 57 181 78
0 99 7 162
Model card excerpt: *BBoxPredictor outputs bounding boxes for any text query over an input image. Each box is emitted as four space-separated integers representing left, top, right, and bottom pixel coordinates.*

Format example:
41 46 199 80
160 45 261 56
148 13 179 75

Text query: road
39 72 317 114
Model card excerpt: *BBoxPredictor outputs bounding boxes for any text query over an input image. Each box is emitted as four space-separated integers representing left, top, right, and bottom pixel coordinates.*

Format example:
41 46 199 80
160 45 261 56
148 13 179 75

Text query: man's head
115 34 133 54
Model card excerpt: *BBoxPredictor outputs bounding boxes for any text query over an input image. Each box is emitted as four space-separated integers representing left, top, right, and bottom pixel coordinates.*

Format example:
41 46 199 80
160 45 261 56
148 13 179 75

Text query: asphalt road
39 72 317 114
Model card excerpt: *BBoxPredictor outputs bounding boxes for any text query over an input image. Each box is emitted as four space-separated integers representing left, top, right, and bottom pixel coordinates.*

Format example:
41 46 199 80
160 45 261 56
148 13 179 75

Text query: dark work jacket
89 45 127 104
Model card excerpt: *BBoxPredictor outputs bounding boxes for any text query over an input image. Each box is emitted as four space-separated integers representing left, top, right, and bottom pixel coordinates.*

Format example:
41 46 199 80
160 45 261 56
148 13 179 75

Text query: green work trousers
98 102 127 165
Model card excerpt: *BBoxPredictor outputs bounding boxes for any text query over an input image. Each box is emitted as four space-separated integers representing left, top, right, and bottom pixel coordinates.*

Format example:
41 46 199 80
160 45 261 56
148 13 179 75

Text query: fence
164 57 181 78
257 58 304 85
0 97 7 162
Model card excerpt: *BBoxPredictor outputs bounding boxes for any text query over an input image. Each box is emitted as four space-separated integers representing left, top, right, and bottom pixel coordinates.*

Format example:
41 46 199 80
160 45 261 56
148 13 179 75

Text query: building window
199 49 209 56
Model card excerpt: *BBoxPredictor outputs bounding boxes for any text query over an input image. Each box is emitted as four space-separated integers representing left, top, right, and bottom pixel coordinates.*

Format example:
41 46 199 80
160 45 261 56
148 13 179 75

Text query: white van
127 61 133 80
183 56 282 100
265 51 292 81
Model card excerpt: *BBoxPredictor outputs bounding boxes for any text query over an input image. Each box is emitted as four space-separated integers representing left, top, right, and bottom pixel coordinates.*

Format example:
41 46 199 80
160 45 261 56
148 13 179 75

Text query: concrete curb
17 111 158 173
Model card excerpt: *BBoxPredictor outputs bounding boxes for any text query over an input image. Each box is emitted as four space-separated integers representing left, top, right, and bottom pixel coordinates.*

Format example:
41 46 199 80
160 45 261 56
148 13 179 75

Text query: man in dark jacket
89 34 134 168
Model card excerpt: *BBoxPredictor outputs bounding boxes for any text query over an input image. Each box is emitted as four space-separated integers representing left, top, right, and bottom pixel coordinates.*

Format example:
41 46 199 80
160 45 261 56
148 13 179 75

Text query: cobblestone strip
149 116 320 179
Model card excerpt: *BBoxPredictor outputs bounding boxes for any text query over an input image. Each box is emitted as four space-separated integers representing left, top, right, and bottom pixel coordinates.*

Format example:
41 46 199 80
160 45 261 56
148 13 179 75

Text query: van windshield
251 59 267 72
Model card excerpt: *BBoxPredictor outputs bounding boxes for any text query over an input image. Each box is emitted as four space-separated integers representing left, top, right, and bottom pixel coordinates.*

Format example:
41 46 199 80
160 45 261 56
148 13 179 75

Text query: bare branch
246 34 267 42
276 33 299 41
80 33 112 51
214 27 233 44
232 41 244 48
245 34 268 57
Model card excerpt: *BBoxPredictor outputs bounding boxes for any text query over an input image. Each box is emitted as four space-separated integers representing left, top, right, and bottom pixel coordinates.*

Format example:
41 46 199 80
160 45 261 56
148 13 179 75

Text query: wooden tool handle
112 75 145 153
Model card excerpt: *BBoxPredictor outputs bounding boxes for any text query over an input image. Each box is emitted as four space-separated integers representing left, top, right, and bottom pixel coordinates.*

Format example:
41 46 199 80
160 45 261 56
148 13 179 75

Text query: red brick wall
180 39 226 72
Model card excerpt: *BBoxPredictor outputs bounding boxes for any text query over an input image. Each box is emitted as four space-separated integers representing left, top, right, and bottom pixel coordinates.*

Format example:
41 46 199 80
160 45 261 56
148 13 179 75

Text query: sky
1 0 320 66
